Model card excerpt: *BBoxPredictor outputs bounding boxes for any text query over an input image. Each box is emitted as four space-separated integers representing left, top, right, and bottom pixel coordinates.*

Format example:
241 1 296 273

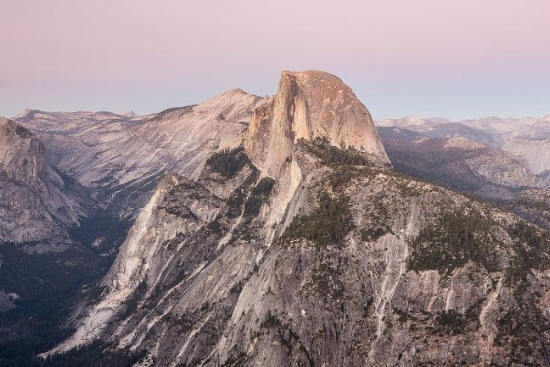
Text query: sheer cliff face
0 117 48 185
52 72 550 366
0 118 107 334
503 138 550 175
0 118 89 243
245 70 389 177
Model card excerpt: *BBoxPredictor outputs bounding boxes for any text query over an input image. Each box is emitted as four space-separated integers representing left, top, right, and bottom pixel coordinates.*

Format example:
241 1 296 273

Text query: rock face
245 70 389 177
0 117 48 185
16 91 267 218
0 118 90 243
0 118 106 346
502 138 550 175
377 120 550 234
51 72 550 366
0 92 267 361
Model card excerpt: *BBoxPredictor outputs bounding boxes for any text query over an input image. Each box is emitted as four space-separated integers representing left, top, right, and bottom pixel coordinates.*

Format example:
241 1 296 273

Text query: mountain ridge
14 90 268 219
42 71 550 367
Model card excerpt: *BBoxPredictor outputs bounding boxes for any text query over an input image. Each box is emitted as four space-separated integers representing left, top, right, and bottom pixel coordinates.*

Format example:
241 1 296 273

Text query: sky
1 0 549 120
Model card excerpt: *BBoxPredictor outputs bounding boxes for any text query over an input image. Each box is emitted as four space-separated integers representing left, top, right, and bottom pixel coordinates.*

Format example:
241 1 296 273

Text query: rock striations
245 70 389 178
0 118 90 243
49 71 550 366
16 91 267 219
0 118 106 325
0 117 48 185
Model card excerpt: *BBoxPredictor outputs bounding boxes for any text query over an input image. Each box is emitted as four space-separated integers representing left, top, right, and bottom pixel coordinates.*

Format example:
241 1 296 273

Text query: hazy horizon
10 91 550 123
2 0 549 120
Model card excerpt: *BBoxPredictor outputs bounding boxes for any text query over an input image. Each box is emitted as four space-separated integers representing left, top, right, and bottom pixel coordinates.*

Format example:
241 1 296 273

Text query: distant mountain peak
120 110 138 118
376 116 434 127
426 116 453 124
12 108 39 120
221 88 249 95
0 118 47 181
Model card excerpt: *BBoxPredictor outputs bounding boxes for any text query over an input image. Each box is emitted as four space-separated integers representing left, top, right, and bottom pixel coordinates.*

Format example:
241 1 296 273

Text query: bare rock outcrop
49 72 550 367
0 117 48 184
17 91 268 218
245 70 389 177
0 118 90 243
0 118 106 319
503 138 550 175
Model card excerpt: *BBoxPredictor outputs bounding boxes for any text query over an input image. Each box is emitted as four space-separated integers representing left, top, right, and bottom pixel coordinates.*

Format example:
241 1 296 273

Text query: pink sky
1 0 549 119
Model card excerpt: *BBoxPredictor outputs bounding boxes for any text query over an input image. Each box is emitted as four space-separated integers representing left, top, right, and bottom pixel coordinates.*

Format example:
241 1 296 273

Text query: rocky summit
42 71 550 367
245 70 389 178
0 117 90 244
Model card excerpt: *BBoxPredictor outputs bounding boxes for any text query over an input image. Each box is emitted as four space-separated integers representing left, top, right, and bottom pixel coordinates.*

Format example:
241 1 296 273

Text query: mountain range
377 115 550 177
1 71 550 366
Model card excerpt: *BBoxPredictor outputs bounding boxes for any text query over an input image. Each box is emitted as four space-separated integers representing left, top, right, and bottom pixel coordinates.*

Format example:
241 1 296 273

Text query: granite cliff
48 71 550 367
0 118 90 244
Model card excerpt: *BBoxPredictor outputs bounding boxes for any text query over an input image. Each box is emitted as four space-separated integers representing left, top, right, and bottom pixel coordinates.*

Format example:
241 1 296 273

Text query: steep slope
380 132 550 233
381 135 546 194
0 118 102 300
0 119 108 362
377 117 550 200
503 138 550 175
245 70 389 177
0 118 90 243
16 91 266 218
49 71 550 367
14 109 143 167
502 189 550 232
